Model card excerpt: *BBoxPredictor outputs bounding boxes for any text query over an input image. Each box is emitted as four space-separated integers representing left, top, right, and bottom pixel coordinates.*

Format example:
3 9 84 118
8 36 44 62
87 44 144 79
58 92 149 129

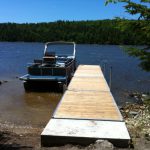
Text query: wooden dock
41 65 130 147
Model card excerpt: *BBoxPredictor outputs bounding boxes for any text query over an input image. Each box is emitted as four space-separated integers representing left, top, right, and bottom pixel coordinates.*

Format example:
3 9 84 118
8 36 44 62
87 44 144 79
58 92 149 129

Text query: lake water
0 42 150 128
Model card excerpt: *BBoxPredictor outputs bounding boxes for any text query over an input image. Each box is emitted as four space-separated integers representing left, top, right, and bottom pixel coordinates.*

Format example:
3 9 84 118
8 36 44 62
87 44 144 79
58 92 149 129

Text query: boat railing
44 41 76 59
65 59 76 82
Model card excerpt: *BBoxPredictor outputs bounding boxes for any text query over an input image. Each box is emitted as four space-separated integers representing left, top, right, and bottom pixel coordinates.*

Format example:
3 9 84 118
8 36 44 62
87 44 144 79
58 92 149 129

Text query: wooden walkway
41 65 130 147
54 65 122 120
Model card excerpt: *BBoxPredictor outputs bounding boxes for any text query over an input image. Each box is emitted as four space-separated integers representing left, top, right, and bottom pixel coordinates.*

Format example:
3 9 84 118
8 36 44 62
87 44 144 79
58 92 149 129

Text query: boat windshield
44 42 75 57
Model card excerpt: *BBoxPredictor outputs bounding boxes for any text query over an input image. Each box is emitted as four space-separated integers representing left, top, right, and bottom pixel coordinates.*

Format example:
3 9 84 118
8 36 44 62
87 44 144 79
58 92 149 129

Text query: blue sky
0 0 140 23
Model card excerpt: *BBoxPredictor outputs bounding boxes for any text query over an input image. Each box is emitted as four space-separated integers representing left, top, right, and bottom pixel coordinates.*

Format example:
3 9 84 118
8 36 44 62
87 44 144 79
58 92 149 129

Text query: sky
0 0 141 23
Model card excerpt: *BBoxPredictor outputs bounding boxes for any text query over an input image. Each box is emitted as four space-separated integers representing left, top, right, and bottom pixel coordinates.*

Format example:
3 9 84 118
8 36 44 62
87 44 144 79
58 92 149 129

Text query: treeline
0 20 148 44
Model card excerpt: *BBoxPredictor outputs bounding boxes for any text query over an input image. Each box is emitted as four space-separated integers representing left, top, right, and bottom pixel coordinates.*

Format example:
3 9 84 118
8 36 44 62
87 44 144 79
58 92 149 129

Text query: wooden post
63 84 67 93
109 66 112 90
103 62 106 76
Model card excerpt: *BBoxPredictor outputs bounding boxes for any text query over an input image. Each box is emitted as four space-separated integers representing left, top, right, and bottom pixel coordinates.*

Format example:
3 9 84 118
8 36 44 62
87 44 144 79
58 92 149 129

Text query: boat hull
23 80 66 92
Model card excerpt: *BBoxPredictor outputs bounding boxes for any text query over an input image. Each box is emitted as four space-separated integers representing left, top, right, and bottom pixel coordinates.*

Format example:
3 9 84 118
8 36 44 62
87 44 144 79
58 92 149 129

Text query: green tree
106 0 150 71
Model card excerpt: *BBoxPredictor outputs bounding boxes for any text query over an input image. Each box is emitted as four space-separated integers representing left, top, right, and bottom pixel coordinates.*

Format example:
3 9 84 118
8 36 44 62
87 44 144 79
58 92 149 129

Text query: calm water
0 42 150 128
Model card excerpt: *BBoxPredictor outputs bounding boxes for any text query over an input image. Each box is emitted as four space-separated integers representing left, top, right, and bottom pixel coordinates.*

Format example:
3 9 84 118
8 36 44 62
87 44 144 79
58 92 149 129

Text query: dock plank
74 65 104 77
54 90 122 121
54 65 122 121
68 77 109 91
41 119 130 147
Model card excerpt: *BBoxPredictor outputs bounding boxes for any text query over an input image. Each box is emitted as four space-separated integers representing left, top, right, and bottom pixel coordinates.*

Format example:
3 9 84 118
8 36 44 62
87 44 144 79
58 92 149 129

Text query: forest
0 19 148 45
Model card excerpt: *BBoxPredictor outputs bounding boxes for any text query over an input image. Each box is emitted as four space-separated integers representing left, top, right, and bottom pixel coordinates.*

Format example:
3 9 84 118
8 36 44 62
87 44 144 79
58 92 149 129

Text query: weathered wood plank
74 65 104 77
41 119 130 147
54 90 122 121
68 76 109 91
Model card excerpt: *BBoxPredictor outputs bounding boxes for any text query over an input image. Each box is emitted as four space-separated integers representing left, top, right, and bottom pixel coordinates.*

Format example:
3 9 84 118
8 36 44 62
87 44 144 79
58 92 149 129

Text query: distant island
0 19 147 45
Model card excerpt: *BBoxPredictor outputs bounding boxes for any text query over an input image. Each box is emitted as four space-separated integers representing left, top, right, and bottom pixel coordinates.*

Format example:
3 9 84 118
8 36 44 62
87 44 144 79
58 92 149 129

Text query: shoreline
0 92 149 149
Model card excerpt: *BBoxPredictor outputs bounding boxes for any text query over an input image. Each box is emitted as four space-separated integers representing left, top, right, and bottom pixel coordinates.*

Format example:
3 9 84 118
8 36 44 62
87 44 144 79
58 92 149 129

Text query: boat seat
43 52 56 64
44 52 55 57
